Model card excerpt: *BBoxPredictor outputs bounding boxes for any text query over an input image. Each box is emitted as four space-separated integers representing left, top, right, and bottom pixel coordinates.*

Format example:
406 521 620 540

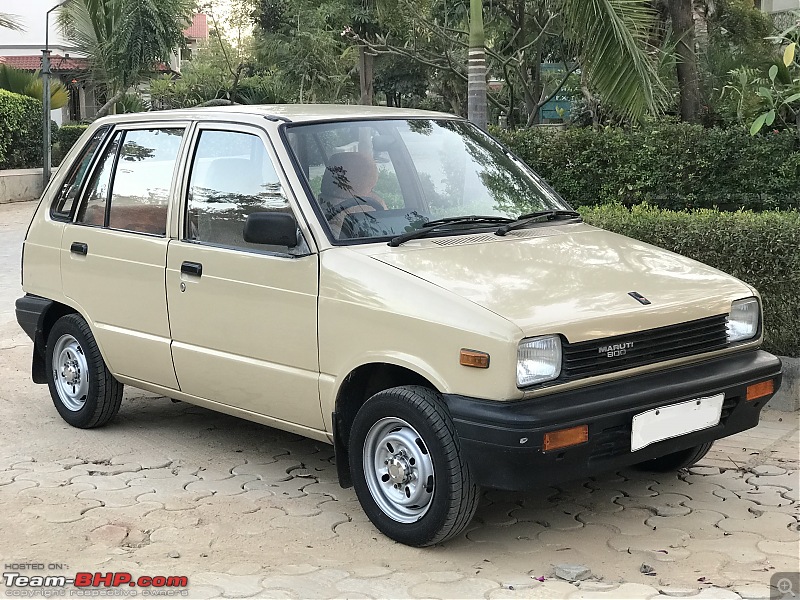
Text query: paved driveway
0 201 797 600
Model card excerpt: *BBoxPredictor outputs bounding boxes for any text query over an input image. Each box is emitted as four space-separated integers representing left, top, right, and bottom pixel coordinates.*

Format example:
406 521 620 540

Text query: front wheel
349 386 479 547
46 313 124 428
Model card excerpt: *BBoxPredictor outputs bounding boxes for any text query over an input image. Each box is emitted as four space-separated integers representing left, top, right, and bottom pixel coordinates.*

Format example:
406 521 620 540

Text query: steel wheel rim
52 334 89 412
363 417 435 523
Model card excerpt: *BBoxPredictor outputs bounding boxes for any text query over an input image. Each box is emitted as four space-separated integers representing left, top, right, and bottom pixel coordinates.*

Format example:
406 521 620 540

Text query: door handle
70 242 88 256
180 261 203 277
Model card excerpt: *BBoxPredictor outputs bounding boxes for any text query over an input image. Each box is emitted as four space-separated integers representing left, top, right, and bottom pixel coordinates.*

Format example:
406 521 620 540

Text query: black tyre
45 313 123 428
635 441 714 472
349 385 479 547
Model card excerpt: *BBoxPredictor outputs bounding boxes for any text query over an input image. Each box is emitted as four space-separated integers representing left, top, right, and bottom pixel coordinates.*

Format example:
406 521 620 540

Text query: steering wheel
324 196 384 220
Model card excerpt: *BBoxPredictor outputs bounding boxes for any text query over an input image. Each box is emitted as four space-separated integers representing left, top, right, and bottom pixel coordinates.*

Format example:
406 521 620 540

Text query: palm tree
0 13 24 31
59 0 193 117
0 65 70 109
467 0 486 129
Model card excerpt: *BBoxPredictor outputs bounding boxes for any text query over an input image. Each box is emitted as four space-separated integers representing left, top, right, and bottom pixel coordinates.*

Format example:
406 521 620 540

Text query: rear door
61 124 188 389
165 123 322 429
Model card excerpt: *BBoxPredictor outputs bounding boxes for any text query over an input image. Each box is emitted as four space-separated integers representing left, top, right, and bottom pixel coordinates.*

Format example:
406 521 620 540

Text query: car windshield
284 118 573 243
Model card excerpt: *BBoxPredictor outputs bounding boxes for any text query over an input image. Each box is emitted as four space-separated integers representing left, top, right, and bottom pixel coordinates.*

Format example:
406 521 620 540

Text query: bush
0 89 43 169
494 123 800 211
56 124 89 155
580 204 800 357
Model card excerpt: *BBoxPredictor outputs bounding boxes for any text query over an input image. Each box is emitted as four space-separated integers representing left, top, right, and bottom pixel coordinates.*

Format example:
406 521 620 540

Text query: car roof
94 104 460 125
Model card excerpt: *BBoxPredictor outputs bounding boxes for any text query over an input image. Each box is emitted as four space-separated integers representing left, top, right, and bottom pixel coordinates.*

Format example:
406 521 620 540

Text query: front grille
560 314 729 382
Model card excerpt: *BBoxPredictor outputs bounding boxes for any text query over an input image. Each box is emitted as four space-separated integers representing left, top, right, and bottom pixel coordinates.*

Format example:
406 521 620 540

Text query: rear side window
108 128 184 235
75 128 184 235
50 125 111 220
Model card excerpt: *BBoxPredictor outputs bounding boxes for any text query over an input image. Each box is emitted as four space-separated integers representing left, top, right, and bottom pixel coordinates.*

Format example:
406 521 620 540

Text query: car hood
358 223 753 342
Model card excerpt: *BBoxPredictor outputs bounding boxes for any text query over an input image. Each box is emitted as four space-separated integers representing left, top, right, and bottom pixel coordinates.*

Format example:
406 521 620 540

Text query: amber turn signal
543 425 589 452
746 379 774 401
459 349 490 368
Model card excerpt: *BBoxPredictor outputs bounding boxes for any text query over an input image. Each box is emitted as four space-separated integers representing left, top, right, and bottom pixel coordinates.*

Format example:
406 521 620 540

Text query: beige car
16 105 782 546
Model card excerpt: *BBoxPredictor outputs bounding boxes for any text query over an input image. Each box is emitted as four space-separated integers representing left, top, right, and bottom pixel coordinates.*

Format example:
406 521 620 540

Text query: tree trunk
359 47 374 106
669 0 701 123
467 0 487 130
93 89 125 120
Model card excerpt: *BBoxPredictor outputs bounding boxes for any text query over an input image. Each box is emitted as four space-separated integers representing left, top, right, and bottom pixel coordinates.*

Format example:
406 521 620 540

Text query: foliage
0 65 70 110
60 0 194 115
57 125 90 154
0 12 23 31
749 32 800 136
494 123 799 211
0 89 43 169
580 204 800 357
250 0 358 103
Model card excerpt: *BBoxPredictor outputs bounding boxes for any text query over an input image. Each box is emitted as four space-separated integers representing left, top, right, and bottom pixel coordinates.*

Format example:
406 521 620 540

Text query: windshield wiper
388 215 514 247
495 210 582 236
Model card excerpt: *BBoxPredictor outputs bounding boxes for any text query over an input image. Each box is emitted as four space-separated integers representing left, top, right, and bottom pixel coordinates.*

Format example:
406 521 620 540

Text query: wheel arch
332 362 439 489
32 300 83 383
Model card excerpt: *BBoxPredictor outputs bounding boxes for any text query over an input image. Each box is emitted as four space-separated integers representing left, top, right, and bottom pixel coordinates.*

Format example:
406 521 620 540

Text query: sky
0 1 71 48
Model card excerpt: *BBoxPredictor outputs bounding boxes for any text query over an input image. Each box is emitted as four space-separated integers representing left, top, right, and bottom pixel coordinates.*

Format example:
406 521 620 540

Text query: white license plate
631 393 725 452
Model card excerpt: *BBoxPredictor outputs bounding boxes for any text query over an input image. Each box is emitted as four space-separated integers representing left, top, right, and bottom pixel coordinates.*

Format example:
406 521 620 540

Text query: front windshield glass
284 119 572 243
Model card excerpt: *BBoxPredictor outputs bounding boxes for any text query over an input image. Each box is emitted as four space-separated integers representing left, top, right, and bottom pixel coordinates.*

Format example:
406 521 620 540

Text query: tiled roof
184 13 209 40
0 55 90 71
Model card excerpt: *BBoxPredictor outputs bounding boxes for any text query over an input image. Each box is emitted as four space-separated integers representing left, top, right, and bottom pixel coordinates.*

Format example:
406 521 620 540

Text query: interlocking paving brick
0 455 34 470
684 470 754 493
409 576 499 599
490 580 577 599
23 498 100 523
730 583 772 600
191 573 265 598
658 586 703 596
261 569 351 599
71 473 139 491
580 508 654 536
301 481 357 502
0 469 28 486
718 512 799 541
109 453 172 470
689 467 722 476
268 510 350 541
683 497 760 521
607 527 690 556
645 509 727 540
88 524 128 546
692 587 743 599
466 520 547 544
616 493 693 516
82 500 164 522
79 485 156 508
742 485 796 508
750 465 787 476
511 504 585 530
689 532 768 563
746 472 799 490
567 581 660 598
476 502 522 526
186 474 258 496
755 538 800 557
587 477 659 498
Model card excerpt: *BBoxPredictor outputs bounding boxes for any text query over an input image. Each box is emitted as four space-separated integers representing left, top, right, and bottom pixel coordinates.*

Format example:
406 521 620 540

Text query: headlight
517 335 562 387
727 297 760 343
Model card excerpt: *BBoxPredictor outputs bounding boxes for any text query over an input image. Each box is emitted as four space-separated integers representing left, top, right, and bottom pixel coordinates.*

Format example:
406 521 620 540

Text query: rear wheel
349 385 479 547
46 314 123 428
635 442 714 472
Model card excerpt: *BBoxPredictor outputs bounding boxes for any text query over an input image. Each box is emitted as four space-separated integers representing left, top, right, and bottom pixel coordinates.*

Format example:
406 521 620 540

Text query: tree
0 65 69 109
467 0 486 129
347 0 668 125
667 0 701 122
60 0 193 117
0 13 23 31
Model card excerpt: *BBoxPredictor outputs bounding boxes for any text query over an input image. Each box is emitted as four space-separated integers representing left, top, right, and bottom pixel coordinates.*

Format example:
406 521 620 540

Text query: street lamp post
42 1 67 185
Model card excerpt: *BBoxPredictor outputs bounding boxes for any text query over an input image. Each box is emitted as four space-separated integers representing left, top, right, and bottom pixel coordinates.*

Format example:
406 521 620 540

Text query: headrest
321 152 378 199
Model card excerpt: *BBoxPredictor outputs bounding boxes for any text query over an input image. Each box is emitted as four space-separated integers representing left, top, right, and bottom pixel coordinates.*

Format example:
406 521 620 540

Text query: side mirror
243 212 298 247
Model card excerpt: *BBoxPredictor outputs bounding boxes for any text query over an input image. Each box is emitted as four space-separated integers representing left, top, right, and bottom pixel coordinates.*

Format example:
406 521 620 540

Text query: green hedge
57 124 89 154
494 124 800 211
0 89 43 169
580 204 800 357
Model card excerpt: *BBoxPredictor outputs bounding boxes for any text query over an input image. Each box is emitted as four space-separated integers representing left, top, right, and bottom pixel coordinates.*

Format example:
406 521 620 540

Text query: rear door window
50 125 111 220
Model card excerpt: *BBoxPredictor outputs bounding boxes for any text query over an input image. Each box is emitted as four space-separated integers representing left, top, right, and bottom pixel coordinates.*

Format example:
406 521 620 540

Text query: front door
165 125 322 429
61 125 188 389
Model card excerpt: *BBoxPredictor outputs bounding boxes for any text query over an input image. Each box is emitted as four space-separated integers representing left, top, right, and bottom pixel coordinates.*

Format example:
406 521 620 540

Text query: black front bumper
443 350 782 491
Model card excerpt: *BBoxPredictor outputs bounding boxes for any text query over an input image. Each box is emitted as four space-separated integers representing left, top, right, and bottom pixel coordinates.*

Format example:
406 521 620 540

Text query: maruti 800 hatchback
16 105 782 546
